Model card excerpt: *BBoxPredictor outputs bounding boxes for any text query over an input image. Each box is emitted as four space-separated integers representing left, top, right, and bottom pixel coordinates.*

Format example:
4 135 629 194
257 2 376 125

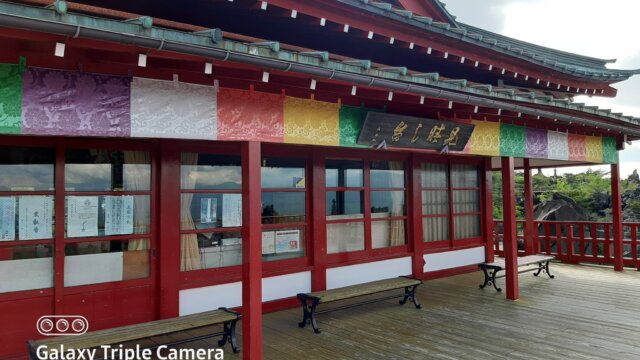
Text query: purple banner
22 67 130 137
525 127 548 158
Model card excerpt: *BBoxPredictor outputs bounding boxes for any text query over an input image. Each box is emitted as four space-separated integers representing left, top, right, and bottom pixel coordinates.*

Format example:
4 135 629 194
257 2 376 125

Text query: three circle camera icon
37 316 89 336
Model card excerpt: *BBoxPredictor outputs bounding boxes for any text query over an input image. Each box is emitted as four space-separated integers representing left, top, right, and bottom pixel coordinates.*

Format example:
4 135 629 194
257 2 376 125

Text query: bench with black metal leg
479 255 555 292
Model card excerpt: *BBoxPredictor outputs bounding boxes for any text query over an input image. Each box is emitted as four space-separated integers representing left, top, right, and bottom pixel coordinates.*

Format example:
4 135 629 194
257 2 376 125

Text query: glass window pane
327 222 364 254
451 164 479 188
422 190 449 215
453 190 480 213
325 160 363 188
326 191 363 217
261 227 305 262
64 239 150 286
181 193 242 230
261 192 305 224
181 153 241 190
0 244 53 293
454 215 481 239
65 149 151 191
261 158 306 189
181 232 242 271
0 147 54 191
371 191 405 216
372 218 406 248
65 195 150 238
423 217 450 242
420 162 448 188
370 161 405 188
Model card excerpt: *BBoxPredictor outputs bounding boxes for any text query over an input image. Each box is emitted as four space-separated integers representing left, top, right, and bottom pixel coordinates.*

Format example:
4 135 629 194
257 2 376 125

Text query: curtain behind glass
180 153 201 271
389 161 405 246
125 151 150 251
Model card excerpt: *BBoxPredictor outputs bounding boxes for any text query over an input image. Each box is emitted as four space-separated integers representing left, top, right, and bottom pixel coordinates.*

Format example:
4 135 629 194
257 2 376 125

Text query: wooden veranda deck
140 263 640 359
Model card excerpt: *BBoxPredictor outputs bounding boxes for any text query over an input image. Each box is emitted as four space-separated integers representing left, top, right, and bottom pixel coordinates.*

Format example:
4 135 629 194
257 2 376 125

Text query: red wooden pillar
311 152 327 291
410 154 425 277
611 163 624 272
482 158 495 263
501 157 519 300
241 141 263 359
523 159 536 255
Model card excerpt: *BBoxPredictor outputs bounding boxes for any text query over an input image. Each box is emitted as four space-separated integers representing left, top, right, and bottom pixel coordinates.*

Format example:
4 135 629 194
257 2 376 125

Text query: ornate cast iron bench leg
399 285 422 309
533 261 555 279
217 319 240 353
297 295 321 333
479 266 502 292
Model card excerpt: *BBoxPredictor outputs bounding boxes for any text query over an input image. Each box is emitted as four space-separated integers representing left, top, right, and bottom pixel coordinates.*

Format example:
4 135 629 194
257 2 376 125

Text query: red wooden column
410 154 425 277
241 141 263 359
611 163 624 272
482 158 495 263
501 157 519 300
523 159 536 255
311 152 327 291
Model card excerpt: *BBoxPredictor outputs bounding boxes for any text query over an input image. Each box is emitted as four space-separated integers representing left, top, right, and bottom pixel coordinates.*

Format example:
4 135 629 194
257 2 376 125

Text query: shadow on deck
144 263 640 359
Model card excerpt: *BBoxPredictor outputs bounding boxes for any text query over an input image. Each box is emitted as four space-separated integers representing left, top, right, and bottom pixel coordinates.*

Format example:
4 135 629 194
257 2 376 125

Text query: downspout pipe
1 12 638 137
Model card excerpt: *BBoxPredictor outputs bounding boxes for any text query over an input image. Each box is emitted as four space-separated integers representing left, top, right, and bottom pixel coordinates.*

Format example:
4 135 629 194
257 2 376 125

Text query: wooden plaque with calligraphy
356 112 475 151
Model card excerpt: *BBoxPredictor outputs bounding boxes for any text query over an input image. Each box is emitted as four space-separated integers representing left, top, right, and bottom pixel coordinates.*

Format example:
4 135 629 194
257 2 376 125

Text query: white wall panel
423 246 485 272
326 257 412 289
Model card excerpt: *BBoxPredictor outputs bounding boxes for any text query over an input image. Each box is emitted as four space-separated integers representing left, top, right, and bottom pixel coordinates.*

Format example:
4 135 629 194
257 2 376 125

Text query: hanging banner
0 197 16 241
356 112 474 151
222 194 242 228
67 196 99 238
18 196 53 240
105 196 134 236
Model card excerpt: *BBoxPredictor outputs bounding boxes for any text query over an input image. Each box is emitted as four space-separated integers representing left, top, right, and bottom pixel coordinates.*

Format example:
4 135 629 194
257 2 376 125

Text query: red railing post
523 159 536 255
501 157 519 300
567 224 574 262
611 163 624 271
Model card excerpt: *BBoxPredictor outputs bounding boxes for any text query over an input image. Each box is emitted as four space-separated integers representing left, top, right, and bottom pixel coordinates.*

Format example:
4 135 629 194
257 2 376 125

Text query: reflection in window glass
372 218 406 248
421 162 448 188
261 192 305 224
181 153 241 190
455 215 481 239
181 193 242 230
0 244 53 293
451 164 479 188
181 232 242 270
65 149 151 191
326 191 363 217
64 239 150 286
371 191 405 216
327 222 364 253
423 217 450 242
325 160 363 188
261 158 306 189
261 227 305 262
65 195 150 238
0 147 54 191
370 161 405 188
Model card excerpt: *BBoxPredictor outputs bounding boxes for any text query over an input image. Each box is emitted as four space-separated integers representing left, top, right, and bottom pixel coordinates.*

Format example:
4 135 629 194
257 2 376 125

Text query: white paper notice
105 196 134 236
67 196 99 238
262 231 275 255
222 194 242 227
275 229 301 253
18 196 54 240
0 197 16 241
200 198 218 225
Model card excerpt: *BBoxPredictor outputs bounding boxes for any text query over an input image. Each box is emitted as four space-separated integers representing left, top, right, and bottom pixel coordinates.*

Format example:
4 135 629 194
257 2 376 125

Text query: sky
440 0 640 178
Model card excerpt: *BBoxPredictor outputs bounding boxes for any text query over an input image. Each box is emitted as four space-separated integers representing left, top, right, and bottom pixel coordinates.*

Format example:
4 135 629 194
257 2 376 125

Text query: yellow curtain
389 161 405 246
125 151 150 251
180 153 201 271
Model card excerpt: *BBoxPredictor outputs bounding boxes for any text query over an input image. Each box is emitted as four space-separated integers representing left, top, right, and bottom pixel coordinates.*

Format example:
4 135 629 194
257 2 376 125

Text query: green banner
0 61 23 134
499 124 526 158
602 137 618 164
339 105 376 147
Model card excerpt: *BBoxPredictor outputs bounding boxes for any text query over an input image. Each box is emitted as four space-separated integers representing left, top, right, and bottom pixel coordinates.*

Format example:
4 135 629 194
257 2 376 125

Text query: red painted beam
611 163 624 272
241 141 263 360
523 159 536 255
501 157 519 300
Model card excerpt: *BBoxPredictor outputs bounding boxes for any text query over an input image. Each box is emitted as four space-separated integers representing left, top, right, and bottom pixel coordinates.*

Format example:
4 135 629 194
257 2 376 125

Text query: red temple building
0 0 639 358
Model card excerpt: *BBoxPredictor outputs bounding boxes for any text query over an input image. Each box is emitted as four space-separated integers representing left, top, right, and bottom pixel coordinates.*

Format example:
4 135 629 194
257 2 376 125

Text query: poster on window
18 196 53 240
275 229 300 253
105 196 134 235
222 194 242 227
200 198 218 225
0 197 16 241
67 196 99 238
261 231 275 255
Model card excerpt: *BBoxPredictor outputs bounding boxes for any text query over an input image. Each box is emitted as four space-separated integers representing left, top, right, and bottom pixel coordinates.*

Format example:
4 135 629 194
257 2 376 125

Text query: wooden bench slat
484 255 554 269
307 277 421 303
31 309 238 350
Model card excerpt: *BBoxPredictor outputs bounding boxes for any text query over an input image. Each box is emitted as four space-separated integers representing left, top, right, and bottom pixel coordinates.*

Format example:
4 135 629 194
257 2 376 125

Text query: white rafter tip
443 52 449 59
351 85 357 96
137 53 147 67
448 101 453 109
388 91 394 101
291 9 297 18
427 47 432 54
55 42 65 57
473 106 478 113
260 1 268 10
409 42 414 49
204 62 213 74
367 31 374 39
420 96 425 104
310 79 317 90
262 71 269 83
320 18 326 26
389 37 395 44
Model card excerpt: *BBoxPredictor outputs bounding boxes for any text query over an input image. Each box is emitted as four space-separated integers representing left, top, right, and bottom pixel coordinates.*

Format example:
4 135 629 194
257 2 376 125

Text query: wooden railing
492 220 640 270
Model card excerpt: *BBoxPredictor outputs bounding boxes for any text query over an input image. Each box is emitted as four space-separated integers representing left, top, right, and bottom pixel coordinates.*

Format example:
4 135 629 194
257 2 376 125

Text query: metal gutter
0 1 639 136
